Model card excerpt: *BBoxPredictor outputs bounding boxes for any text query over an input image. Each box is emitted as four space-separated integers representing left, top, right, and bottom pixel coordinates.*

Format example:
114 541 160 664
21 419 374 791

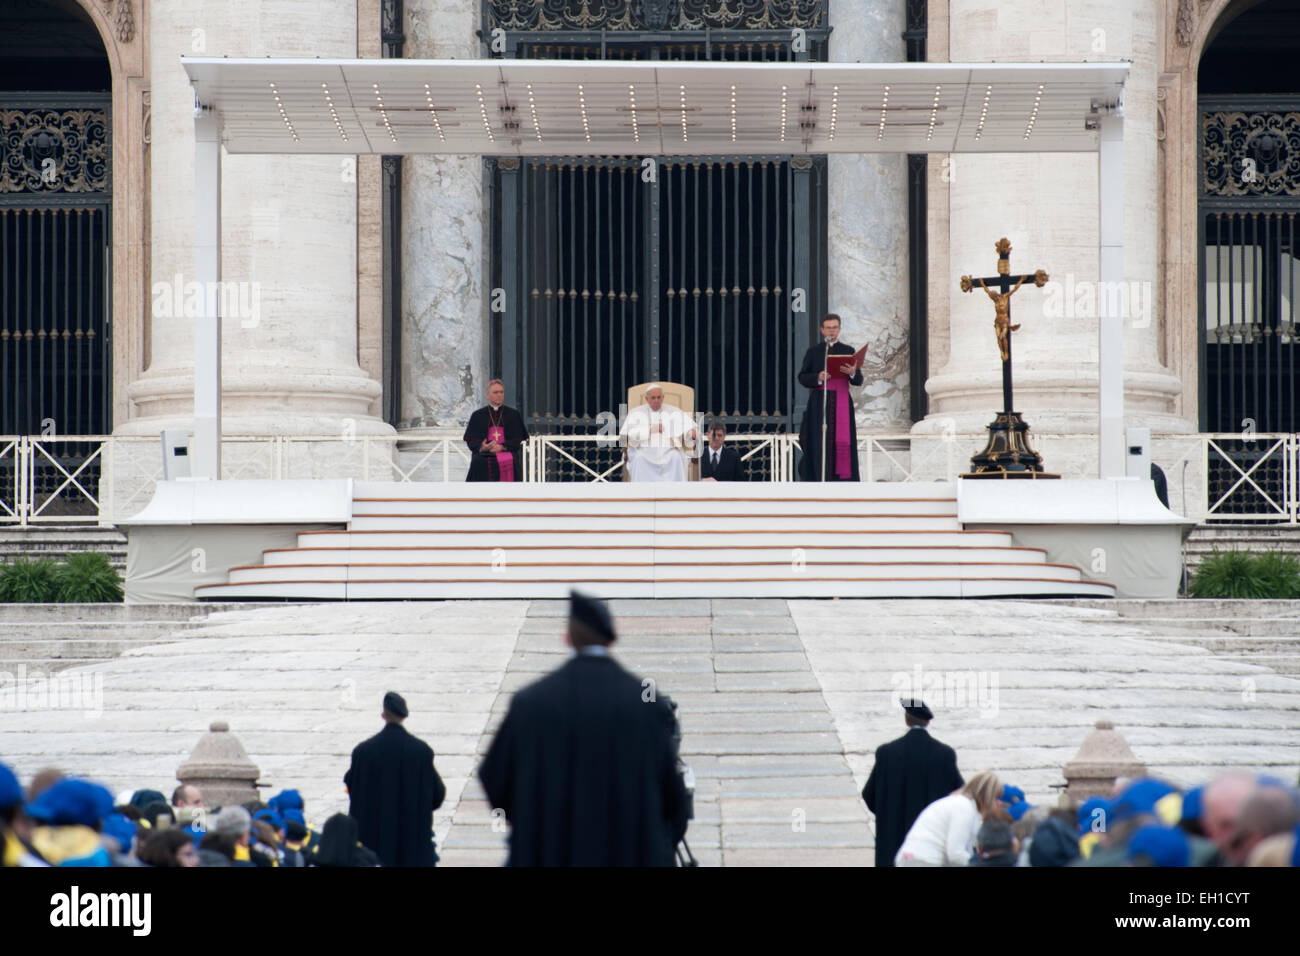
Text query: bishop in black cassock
479 590 690 866
861 699 964 868
464 380 528 482
344 691 446 867
798 313 864 481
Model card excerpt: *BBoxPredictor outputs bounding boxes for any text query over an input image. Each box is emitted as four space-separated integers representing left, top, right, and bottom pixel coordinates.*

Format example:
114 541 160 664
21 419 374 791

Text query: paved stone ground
440 599 873 866
2 598 1298 866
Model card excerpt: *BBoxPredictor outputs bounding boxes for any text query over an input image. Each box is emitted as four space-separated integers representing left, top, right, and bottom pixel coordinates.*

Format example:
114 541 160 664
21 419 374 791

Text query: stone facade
48 1 1252 482
118 0 387 442
917 0 1196 462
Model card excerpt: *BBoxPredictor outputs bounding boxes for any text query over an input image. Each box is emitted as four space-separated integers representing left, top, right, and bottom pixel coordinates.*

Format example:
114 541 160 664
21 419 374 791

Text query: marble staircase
196 482 1115 600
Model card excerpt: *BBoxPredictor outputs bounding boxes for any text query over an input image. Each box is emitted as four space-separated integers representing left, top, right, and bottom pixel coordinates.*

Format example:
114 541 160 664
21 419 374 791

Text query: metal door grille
1199 99 1300 436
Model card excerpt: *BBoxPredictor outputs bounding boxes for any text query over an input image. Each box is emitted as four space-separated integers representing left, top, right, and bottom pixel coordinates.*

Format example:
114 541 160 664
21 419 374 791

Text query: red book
825 344 868 380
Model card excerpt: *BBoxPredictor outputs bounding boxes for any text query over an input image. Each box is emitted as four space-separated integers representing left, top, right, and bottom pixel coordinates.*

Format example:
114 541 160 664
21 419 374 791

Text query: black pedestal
961 411 1059 479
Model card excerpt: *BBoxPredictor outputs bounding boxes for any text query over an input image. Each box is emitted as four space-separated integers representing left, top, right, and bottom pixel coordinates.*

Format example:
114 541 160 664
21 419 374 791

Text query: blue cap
1111 779 1178 824
253 809 285 830
1000 784 1026 805
1078 797 1111 834
1292 824 1300 868
1007 800 1034 822
100 812 137 852
1127 825 1190 867
0 762 22 810
268 789 304 812
1180 786 1203 823
26 778 115 827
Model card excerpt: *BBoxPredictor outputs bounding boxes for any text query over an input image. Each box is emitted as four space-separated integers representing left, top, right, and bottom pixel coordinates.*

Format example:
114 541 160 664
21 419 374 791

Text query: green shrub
1250 551 1300 600
53 552 124 603
1189 549 1300 599
0 558 60 603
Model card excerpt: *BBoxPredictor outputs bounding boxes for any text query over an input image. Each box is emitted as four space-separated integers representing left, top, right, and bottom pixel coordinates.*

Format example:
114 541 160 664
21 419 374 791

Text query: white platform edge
956 477 1196 527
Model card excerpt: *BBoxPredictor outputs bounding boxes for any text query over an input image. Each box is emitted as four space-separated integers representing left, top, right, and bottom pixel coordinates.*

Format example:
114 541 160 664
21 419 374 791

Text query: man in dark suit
700 423 743 481
344 691 446 867
861 698 964 867
479 590 690 866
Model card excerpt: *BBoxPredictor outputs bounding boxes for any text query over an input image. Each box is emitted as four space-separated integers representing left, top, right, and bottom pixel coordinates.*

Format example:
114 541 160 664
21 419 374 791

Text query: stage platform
119 478 1193 602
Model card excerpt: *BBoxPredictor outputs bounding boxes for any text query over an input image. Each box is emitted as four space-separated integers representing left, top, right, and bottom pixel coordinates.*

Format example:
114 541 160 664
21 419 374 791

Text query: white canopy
179 56 1128 482
182 57 1127 156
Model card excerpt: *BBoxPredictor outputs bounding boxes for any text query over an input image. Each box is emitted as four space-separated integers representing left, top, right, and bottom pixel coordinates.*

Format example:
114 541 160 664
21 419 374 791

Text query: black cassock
479 654 690 866
344 722 446 867
797 341 864 481
464 404 529 482
861 727 964 867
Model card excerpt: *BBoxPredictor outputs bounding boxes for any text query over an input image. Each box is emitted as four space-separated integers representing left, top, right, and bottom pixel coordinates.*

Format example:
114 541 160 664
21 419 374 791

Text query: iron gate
1199 98 1300 436
486 2 830 479
1 96 112 516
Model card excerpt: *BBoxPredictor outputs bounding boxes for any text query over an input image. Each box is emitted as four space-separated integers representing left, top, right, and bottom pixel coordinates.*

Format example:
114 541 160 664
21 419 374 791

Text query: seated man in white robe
620 384 698 482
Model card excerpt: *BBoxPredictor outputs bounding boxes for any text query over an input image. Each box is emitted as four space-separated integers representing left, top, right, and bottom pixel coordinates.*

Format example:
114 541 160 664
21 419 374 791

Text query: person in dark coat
798 313 864 481
862 698 964 868
700 423 743 481
464 380 529 482
344 691 446 867
478 589 690 866
310 813 382 867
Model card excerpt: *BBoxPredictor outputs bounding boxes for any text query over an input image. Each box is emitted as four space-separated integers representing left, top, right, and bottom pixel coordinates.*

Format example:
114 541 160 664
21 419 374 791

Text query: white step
197 577 1115 600
224 560 1082 585
352 480 958 501
297 529 999 548
259 545 1049 566
344 513 961 532
350 496 958 517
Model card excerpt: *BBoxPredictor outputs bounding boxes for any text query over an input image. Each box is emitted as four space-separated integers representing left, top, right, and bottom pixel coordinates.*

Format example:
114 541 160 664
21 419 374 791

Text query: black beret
901 698 934 720
382 691 409 718
569 588 616 643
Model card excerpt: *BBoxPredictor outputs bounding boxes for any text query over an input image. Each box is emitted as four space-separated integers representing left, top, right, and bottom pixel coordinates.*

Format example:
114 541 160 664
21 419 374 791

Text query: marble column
827 1 912 430
121 0 386 440
916 0 1192 463
399 0 486 431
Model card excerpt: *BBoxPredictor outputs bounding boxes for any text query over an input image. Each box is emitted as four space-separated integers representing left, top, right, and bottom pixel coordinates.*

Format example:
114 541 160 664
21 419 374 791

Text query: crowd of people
3 588 1297 869
864 699 1300 867
0 767 388 867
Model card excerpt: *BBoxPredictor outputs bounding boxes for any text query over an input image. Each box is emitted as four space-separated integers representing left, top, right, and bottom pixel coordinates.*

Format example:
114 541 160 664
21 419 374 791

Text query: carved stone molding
100 0 135 43
1176 0 1195 46
1156 87 1167 143
142 90 151 147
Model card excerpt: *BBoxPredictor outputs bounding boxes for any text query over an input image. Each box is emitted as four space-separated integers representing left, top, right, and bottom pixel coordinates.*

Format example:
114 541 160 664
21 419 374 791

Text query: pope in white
620 384 698 482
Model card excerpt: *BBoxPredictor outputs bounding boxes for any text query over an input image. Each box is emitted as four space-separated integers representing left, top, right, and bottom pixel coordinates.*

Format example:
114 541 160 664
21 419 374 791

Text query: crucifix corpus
957 237 1058 478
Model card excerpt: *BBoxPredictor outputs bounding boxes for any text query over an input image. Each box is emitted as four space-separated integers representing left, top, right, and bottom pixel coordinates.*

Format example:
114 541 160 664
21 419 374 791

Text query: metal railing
1 432 1296 526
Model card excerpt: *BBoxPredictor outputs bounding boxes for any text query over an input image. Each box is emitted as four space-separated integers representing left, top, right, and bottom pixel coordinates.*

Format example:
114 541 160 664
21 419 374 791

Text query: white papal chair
622 381 699 482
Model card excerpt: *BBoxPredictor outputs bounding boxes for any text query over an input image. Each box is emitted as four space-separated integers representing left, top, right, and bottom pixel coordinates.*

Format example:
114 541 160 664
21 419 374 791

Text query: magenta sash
487 425 515 482
816 378 852 479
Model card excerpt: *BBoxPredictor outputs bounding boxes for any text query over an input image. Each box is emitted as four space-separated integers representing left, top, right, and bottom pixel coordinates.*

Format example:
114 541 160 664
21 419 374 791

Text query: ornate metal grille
0 98 112 451
486 0 826 32
1 107 109 194
1199 100 1300 446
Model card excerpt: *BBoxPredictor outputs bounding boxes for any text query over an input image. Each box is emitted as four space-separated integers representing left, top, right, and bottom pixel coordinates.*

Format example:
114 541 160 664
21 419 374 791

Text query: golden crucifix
959 238 1049 413
957 238 1055 477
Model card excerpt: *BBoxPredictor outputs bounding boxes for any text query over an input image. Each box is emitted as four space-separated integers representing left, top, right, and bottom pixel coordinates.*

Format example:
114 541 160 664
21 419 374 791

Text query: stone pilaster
399 0 486 431
827 0 911 430
121 0 387 438
917 0 1192 442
